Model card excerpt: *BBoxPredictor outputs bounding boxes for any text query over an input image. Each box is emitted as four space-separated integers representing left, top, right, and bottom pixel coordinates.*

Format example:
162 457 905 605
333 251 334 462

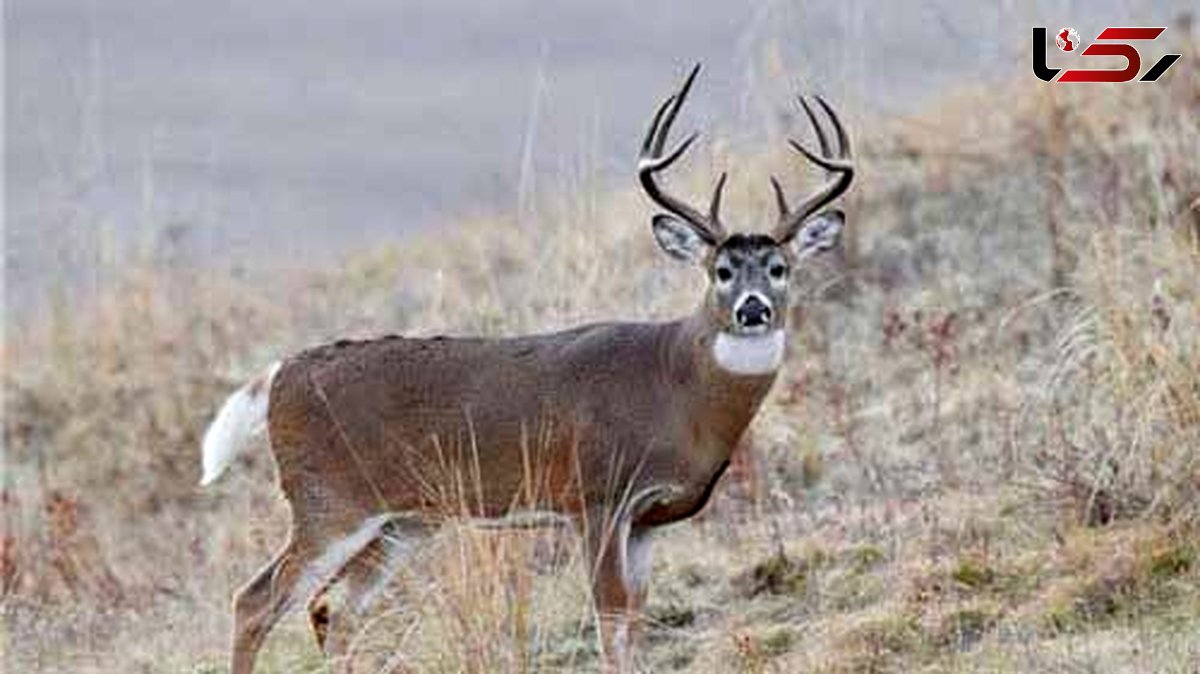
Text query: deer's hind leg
307 516 432 671
229 516 390 674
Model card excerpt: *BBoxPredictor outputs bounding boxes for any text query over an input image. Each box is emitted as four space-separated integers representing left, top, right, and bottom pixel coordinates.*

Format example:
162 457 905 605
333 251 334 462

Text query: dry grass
4 54 1200 673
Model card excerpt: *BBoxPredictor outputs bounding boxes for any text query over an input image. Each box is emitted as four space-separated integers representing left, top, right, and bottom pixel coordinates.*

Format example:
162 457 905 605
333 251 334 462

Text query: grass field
4 53 1200 672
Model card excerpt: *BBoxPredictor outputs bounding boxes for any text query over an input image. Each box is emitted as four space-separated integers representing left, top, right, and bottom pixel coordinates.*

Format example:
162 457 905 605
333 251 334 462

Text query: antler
638 63 727 245
771 95 854 243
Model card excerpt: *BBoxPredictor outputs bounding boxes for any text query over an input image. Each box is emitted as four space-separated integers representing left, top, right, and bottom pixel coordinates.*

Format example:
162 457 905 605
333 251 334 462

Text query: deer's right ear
785 209 844 261
652 214 711 263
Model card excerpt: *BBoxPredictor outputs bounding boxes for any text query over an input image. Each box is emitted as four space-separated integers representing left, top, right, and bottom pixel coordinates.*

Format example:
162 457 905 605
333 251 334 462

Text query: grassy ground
4 60 1199 672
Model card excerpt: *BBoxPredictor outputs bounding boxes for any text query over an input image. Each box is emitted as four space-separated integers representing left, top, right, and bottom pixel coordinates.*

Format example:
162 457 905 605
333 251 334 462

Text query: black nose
736 295 773 327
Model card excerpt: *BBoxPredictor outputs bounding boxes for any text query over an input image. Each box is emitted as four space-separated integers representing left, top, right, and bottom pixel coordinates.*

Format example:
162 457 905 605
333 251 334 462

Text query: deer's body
204 64 853 673
270 317 773 524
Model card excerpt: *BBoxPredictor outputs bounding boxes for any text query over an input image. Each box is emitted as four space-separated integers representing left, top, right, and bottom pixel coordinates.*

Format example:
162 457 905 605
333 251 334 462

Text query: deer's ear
652 214 711 263
786 210 844 260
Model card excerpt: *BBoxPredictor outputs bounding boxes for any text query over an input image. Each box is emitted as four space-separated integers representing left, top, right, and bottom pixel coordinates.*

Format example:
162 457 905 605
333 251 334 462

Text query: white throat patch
712 330 785 375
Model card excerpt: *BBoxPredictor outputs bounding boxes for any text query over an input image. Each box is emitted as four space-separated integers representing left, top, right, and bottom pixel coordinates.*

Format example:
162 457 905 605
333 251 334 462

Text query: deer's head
639 65 853 340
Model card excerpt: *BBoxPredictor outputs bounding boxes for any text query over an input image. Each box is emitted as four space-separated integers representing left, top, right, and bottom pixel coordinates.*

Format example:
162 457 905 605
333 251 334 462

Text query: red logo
1033 26 1182 83
1056 27 1080 52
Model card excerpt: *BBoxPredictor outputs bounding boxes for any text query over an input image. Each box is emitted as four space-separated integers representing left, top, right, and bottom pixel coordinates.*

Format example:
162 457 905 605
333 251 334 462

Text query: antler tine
641 93 676 156
773 94 855 242
787 95 852 172
653 64 699 156
797 96 833 158
815 95 851 159
638 63 726 243
648 131 700 172
787 138 847 173
769 176 789 219
709 172 728 223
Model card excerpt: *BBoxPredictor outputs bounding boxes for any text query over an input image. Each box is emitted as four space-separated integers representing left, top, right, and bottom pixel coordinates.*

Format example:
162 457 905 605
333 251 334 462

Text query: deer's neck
668 313 782 450
627 314 780 526
711 330 786 375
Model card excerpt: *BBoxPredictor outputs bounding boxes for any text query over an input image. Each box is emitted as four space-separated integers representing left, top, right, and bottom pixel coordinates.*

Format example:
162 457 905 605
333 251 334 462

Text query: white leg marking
352 525 425 614
610 614 630 669
608 519 652 671
291 515 392 612
623 529 653 597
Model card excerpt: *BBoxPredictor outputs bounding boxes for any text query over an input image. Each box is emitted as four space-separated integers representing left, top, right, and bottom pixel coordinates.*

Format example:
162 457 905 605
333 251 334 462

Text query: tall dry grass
4 52 1199 672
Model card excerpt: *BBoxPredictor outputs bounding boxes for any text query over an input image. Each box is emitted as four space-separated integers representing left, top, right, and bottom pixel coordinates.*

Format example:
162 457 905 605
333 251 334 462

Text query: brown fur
228 311 777 674
268 315 774 526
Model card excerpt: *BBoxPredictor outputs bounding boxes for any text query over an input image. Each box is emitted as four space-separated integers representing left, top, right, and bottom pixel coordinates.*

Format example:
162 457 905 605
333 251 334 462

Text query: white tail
200 361 280 486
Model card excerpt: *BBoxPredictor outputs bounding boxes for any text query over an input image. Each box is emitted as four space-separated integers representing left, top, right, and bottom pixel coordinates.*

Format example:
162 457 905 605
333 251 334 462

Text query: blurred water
5 0 1189 314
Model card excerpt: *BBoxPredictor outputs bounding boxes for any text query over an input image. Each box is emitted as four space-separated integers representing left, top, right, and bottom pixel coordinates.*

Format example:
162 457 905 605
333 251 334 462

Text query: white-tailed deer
201 64 853 673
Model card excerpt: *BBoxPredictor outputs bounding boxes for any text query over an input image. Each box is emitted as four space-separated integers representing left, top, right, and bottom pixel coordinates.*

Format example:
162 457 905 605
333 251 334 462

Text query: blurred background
5 2 1199 672
8 1 1188 314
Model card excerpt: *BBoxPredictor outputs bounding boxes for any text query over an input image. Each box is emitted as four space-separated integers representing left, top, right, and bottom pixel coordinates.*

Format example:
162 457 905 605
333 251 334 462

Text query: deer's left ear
652 214 712 263
784 210 844 260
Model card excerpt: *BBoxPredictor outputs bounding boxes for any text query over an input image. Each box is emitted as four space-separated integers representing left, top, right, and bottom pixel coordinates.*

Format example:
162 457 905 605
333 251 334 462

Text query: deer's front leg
582 513 655 673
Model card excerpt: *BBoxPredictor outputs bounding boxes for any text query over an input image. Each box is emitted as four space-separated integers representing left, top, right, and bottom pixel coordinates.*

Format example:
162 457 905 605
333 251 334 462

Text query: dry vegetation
4 54 1200 673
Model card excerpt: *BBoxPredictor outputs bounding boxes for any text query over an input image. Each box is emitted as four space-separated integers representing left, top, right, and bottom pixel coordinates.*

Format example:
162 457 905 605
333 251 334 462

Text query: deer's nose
735 294 773 329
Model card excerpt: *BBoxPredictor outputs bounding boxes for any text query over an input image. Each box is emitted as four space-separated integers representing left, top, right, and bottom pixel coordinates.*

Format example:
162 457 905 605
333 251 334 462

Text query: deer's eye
769 264 787 280
715 267 733 283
